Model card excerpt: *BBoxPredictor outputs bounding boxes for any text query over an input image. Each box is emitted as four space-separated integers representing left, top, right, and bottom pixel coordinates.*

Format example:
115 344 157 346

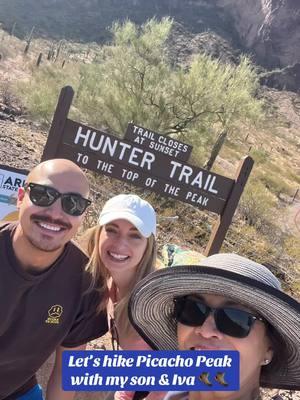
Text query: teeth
109 252 129 261
38 222 61 232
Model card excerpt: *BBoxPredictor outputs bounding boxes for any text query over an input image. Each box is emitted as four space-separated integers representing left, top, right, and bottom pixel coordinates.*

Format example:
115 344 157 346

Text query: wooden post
204 156 254 256
292 188 299 203
41 86 74 161
24 26 35 54
36 52 43 67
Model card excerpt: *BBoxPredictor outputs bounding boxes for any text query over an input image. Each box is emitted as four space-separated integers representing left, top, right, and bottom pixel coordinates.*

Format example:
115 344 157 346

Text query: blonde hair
84 225 157 338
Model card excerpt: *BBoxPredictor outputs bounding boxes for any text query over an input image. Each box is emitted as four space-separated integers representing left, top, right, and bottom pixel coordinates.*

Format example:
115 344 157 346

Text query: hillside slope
1 0 299 69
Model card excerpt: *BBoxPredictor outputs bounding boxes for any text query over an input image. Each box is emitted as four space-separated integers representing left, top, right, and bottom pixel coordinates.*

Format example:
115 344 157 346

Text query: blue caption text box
62 350 239 392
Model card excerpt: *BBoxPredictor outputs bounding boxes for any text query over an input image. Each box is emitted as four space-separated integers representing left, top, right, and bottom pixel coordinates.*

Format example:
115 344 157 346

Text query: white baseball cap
98 194 156 238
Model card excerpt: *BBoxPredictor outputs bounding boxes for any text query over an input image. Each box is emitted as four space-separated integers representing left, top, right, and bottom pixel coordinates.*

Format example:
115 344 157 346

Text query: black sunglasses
173 295 264 339
24 183 91 216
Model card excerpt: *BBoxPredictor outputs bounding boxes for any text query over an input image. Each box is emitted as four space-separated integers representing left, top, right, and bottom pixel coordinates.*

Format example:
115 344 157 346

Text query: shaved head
16 158 90 256
27 159 90 197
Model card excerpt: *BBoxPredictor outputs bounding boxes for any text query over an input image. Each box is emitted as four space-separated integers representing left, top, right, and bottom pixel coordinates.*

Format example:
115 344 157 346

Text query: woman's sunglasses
24 183 92 216
173 295 264 339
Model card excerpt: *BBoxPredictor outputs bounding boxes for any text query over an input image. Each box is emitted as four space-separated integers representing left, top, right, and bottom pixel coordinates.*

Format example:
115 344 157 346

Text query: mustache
31 214 72 230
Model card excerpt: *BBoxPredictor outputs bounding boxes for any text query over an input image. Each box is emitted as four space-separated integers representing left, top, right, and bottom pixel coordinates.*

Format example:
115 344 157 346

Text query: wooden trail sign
42 86 254 255
124 123 193 162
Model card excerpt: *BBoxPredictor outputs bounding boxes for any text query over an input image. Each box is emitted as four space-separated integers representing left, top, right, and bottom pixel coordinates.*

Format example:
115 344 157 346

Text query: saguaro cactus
55 40 66 62
47 43 55 61
36 52 43 67
11 22 16 36
204 131 227 171
24 26 35 54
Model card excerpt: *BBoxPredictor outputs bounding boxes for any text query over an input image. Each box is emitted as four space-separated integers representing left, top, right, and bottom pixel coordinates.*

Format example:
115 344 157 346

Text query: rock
17 119 28 125
260 63 300 93
1 0 299 71
0 111 15 121
166 22 240 67
216 0 300 68
0 102 22 116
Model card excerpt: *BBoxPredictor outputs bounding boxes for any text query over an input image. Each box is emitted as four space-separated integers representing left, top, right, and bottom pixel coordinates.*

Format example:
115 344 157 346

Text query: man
0 159 108 400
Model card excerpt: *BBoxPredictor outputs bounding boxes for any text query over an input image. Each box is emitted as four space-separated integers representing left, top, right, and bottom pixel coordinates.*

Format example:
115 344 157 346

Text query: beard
25 214 73 252
27 234 66 253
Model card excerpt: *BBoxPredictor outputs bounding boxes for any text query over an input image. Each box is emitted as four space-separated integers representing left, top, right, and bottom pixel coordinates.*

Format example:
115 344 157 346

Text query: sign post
204 156 254 256
41 86 74 161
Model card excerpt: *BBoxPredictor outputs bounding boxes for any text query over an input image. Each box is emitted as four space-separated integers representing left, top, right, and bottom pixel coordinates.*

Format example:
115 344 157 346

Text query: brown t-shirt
0 223 108 400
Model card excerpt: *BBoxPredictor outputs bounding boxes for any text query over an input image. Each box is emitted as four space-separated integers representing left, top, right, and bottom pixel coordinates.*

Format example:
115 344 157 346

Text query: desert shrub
284 236 300 262
0 33 14 59
0 28 24 59
17 18 264 156
0 79 16 106
259 172 293 198
282 236 300 296
250 148 269 164
223 222 276 261
238 180 277 230
286 170 300 186
16 64 80 125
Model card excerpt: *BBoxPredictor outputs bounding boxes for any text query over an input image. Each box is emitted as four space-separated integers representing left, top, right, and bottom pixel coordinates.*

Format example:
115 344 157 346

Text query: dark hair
263 324 289 376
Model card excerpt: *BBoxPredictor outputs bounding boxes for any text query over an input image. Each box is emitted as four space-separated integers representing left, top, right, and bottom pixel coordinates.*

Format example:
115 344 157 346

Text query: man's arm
46 343 86 400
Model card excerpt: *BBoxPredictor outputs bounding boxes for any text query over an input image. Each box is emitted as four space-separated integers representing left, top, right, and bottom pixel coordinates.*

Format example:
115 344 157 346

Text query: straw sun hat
129 253 300 390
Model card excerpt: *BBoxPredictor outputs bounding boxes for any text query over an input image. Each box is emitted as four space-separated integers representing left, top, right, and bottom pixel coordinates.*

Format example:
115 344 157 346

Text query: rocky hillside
217 0 300 68
0 0 299 71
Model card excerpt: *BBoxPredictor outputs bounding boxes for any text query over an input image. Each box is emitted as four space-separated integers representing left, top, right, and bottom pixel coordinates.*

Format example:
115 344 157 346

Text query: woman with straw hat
129 253 300 400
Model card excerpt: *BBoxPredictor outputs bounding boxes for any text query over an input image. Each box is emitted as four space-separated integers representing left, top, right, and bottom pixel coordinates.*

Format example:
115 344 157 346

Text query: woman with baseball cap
84 193 161 400
129 253 300 400
85 193 156 349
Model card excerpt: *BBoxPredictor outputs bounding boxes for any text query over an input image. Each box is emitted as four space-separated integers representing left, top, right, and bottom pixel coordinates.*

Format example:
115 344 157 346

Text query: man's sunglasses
173 295 264 339
24 183 91 216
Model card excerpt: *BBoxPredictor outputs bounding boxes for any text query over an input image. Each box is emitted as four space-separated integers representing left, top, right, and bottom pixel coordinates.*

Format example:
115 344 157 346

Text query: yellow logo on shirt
45 305 63 324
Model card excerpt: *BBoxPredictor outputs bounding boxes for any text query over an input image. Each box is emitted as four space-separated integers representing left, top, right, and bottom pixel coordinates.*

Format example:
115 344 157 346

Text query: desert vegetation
0 18 299 296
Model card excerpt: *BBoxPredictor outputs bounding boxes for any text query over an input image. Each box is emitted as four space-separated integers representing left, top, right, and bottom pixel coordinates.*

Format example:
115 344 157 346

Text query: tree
75 18 264 165
76 18 174 134
19 18 264 165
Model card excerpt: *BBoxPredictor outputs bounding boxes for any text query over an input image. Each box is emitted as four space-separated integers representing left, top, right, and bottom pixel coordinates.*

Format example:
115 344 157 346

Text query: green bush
238 180 277 230
286 170 300 186
259 173 293 198
250 148 269 165
16 18 264 152
17 64 80 125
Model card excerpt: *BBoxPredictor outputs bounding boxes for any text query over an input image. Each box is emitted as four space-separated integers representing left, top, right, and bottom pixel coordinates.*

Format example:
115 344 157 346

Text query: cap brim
129 265 300 390
99 211 152 238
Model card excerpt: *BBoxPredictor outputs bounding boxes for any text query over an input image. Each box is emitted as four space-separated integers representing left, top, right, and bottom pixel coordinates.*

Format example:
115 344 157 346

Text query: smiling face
98 219 148 276
177 294 273 397
17 159 89 253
